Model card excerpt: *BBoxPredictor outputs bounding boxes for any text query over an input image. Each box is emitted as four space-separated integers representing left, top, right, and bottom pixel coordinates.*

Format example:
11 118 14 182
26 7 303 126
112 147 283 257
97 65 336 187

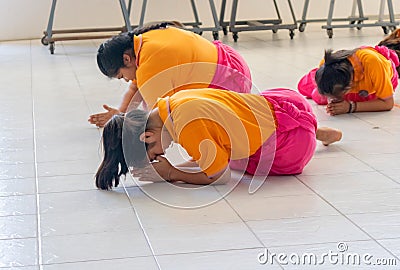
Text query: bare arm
168 165 231 185
133 156 230 185
119 82 141 112
173 159 198 168
326 96 394 115
88 82 142 127
353 96 394 112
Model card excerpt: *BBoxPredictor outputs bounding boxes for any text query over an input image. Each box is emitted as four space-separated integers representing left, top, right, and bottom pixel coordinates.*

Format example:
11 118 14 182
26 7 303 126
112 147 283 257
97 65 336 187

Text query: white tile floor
1 24 400 269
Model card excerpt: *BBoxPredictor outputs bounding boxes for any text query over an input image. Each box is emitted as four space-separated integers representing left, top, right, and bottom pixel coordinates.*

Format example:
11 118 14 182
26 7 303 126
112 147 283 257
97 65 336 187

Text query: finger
96 115 106 122
90 112 104 118
98 120 107 127
89 117 101 125
331 106 339 113
89 116 103 125
93 115 109 125
103 104 113 112
96 113 112 124
333 107 341 114
88 116 97 123
91 118 101 125
94 112 108 119
327 107 335 115
90 120 100 126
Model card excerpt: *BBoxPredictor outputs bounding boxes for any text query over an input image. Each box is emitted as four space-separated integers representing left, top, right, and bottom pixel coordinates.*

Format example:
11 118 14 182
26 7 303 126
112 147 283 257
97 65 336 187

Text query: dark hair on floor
378 29 400 75
315 49 357 98
95 110 149 190
97 21 184 78
378 29 400 56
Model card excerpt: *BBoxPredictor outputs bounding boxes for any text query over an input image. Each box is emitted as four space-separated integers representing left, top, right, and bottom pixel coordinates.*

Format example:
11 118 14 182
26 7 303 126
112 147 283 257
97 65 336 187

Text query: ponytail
131 21 168 36
130 21 185 36
96 114 128 190
96 110 149 190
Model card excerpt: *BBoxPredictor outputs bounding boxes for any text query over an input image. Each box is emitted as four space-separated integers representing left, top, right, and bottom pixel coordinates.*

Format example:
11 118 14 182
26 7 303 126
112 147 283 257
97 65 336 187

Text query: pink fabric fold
230 88 317 176
209 41 252 93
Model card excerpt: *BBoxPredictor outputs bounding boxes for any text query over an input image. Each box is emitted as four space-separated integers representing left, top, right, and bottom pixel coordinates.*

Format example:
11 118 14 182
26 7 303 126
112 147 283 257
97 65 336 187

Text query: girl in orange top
298 46 398 116
89 22 252 127
95 88 342 189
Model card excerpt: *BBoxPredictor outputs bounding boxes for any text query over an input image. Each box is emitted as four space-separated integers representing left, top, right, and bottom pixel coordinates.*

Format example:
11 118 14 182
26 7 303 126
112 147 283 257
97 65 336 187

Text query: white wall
1 0 400 41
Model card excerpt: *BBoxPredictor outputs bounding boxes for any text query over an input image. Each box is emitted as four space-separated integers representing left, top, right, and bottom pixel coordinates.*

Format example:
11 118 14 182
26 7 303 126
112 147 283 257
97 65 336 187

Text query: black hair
315 49 357 98
378 29 400 75
378 29 400 59
97 21 184 78
95 110 149 190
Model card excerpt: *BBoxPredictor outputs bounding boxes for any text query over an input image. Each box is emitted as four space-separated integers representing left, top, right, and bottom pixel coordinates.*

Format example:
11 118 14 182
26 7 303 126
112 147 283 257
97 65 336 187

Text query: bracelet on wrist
348 101 357 113
352 102 357 113
347 101 353 113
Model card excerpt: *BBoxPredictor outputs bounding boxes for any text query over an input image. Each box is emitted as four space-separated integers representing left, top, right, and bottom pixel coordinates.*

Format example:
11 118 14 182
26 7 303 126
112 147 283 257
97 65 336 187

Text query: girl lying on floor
298 45 398 116
95 88 342 189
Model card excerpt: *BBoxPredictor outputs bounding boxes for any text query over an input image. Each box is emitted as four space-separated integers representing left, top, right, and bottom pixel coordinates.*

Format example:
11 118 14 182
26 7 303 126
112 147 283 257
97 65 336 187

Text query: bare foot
316 127 342 146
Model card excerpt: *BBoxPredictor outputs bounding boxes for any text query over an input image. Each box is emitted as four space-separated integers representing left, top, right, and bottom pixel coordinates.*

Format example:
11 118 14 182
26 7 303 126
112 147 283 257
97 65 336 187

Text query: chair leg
139 0 148 27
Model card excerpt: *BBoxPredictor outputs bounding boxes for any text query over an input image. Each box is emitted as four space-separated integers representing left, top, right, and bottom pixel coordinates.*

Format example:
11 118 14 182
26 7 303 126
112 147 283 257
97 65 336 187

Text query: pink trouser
230 88 317 176
209 41 252 94
298 46 399 105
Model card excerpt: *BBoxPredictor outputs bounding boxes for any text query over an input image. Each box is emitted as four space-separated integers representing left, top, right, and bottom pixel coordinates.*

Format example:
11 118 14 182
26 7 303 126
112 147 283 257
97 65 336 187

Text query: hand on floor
88 104 120 127
130 157 174 183
326 100 350 116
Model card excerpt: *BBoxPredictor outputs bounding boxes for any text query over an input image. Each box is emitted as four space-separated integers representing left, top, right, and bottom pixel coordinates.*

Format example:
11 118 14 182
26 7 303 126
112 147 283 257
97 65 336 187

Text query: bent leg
253 89 318 175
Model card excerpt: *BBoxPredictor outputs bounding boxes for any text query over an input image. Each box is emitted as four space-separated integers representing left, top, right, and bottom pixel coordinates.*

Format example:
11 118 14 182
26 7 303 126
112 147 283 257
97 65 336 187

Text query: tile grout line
35 255 154 268
335 144 400 186
61 41 97 117
214 186 285 270
121 183 162 270
378 170 400 185
30 40 44 269
64 38 161 267
295 175 400 261
60 40 103 159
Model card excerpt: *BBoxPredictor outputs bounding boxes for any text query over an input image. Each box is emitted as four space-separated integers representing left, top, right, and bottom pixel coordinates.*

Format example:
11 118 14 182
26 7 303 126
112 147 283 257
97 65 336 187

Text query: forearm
118 82 140 112
353 97 394 112
169 167 230 185
174 159 198 168
149 156 231 185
